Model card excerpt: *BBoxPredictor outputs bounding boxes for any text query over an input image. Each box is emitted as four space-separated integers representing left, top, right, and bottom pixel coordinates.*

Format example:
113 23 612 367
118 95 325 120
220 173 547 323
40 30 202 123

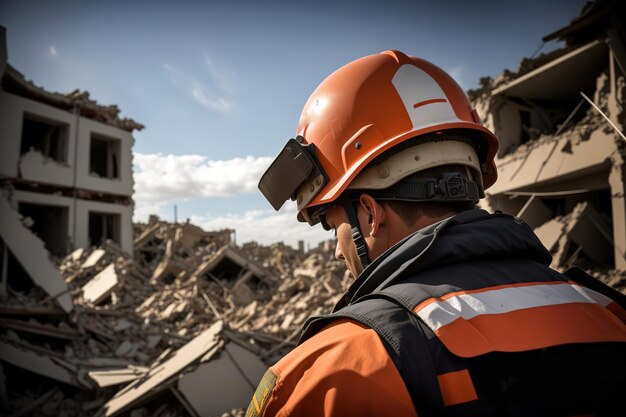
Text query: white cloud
49 46 57 56
203 53 234 94
133 152 272 202
191 80 233 112
190 202 334 248
163 55 235 113
132 152 335 248
133 201 169 222
132 153 333 247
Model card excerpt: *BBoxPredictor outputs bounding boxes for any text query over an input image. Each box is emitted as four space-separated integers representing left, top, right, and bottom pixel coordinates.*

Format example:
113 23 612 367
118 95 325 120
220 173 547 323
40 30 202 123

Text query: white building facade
0 27 141 256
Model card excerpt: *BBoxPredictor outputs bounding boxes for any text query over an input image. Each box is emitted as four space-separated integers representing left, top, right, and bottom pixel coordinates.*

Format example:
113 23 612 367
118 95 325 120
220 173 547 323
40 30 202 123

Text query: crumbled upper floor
1 65 143 133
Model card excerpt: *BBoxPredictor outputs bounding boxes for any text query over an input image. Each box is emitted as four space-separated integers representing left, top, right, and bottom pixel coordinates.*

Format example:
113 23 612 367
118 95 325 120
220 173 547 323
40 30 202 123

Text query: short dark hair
383 199 475 226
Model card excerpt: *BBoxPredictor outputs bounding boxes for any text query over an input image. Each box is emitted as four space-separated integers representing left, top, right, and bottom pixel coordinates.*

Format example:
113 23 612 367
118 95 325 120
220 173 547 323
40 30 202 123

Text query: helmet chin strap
343 201 370 271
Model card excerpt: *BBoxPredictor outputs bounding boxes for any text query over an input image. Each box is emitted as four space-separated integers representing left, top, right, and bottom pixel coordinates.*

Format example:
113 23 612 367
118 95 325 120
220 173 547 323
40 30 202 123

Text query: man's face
324 205 364 278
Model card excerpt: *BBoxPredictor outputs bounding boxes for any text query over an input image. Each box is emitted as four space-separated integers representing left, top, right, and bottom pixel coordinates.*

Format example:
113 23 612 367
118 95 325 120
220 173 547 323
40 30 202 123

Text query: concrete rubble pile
470 0 626 281
473 65 626 282
0 209 344 417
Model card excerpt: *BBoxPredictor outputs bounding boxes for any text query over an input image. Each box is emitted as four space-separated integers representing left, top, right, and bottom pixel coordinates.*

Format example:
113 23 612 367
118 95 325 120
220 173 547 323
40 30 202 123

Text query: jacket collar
333 209 552 312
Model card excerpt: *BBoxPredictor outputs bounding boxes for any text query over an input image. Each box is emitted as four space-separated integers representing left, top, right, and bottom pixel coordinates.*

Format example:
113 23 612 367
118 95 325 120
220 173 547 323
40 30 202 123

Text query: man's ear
358 194 386 236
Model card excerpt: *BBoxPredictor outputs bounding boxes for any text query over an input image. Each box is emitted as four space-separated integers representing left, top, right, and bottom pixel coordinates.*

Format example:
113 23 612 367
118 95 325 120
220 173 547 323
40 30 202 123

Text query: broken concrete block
146 335 161 349
175 222 206 250
193 245 279 288
280 313 295 330
115 341 134 358
82 249 106 269
534 202 615 269
113 319 133 332
82 263 119 305
69 247 85 262
133 222 161 249
565 202 613 265
229 282 254 307
151 256 184 282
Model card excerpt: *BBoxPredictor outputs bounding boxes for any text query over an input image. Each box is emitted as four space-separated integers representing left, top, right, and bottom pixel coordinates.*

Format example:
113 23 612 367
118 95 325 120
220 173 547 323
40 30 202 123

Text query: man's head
323 165 477 277
259 50 498 277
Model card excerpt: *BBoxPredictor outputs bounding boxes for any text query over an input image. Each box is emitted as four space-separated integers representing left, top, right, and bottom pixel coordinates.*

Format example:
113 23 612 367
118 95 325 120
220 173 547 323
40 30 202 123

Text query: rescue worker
248 50 626 417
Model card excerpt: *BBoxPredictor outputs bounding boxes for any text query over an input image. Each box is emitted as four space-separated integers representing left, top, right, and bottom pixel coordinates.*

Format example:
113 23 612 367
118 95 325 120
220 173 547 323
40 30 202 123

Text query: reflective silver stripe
416 283 602 332
571 284 612 307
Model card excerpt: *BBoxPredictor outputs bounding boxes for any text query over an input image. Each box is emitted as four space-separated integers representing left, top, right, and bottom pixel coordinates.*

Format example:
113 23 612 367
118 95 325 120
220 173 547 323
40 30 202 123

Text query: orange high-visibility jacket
247 210 626 417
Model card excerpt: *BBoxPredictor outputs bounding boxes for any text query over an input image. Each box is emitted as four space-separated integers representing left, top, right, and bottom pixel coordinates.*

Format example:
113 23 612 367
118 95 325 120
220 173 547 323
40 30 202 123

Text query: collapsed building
0 212 344 417
0 25 141 263
472 0 626 276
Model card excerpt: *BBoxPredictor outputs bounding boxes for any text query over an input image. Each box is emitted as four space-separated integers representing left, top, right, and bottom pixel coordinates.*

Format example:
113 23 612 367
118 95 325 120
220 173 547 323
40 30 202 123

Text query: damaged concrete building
0 25 142 264
472 0 626 273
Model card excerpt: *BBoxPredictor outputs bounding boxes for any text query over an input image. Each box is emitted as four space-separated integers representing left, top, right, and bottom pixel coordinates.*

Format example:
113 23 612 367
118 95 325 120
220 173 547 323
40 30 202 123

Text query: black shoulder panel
300 297 446 417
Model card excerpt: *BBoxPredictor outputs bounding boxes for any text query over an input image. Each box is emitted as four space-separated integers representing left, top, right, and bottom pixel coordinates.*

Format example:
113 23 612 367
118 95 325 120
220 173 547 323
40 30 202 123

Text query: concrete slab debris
175 222 207 250
69 247 85 262
82 249 106 269
176 342 267 417
0 342 80 387
88 366 149 388
534 202 615 269
99 320 224 417
0 197 72 312
0 317 79 340
563 202 613 265
82 263 119 305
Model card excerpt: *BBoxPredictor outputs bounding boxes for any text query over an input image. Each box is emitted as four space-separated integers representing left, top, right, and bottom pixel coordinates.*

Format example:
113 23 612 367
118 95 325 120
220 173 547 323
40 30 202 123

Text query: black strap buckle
438 174 468 199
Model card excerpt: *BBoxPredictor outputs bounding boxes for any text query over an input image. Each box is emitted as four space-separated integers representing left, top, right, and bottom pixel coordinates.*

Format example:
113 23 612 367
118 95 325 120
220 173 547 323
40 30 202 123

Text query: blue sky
0 0 588 247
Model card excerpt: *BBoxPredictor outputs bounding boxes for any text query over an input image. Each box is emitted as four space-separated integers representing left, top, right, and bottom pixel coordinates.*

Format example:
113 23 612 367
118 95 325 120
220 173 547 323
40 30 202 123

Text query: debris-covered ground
0 215 346 417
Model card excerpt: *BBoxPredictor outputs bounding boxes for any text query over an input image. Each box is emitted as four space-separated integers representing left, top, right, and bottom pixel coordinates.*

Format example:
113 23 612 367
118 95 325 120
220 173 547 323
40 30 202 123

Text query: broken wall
76 117 134 197
0 90 76 185
0 197 73 312
0 90 135 197
13 190 74 255
476 31 626 270
11 190 134 255
0 36 139 259
490 41 608 156
76 199 133 255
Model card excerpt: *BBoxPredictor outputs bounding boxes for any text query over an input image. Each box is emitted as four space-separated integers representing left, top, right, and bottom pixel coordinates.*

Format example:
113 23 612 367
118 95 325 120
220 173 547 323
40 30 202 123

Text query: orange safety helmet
259 50 498 226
